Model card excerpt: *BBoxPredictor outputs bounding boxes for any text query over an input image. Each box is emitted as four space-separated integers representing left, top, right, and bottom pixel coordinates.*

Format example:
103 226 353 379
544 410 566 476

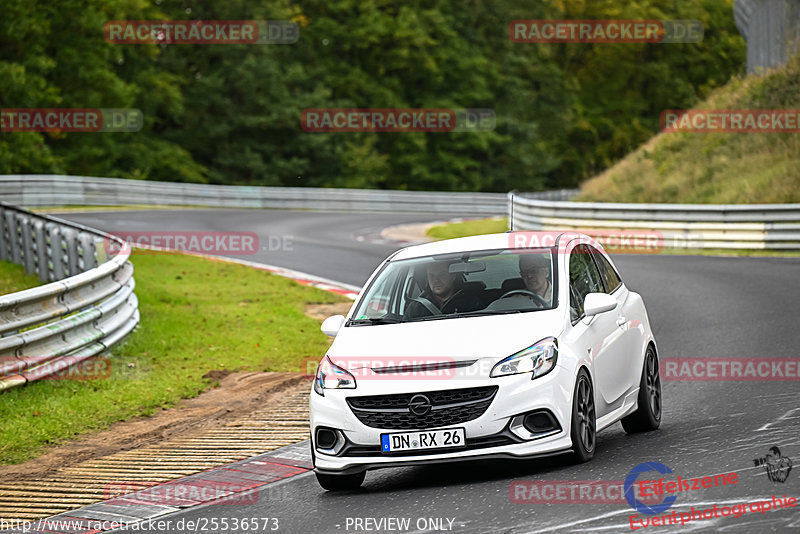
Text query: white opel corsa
310 232 661 490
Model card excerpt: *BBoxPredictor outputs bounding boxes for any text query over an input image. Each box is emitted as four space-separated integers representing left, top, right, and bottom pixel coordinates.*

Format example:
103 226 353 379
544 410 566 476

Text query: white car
310 232 661 491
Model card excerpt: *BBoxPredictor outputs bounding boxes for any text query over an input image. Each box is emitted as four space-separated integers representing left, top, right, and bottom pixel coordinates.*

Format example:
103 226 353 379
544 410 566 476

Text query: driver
404 260 482 319
519 253 553 306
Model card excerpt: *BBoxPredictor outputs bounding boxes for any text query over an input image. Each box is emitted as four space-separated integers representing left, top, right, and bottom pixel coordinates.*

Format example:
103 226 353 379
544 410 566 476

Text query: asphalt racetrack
62 209 800 533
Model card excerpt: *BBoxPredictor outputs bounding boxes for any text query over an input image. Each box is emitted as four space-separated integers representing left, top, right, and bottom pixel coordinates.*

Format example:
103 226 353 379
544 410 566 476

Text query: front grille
346 386 498 430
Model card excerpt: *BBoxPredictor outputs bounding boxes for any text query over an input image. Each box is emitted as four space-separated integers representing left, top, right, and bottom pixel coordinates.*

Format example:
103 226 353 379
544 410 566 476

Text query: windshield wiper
403 309 532 323
347 317 403 326
402 312 486 323
456 310 527 317
351 309 538 326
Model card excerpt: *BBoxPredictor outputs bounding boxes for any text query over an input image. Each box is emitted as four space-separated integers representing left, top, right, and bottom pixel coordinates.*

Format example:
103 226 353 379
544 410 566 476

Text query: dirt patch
0 371 306 482
0 301 340 482
202 368 232 381
305 301 353 322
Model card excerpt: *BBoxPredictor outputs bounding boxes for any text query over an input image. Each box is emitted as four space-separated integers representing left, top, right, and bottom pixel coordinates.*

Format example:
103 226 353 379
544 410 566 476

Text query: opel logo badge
408 394 432 416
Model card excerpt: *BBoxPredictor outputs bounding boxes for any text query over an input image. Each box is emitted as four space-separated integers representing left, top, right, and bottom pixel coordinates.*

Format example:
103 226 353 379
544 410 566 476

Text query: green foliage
0 0 745 191
578 53 800 203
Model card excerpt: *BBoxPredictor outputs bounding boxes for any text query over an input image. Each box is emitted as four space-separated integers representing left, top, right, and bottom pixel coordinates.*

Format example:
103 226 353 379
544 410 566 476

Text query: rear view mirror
449 261 486 274
583 293 617 316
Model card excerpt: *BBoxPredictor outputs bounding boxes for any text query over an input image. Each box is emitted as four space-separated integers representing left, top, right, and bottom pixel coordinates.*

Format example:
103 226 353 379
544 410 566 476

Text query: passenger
404 261 482 318
518 253 553 306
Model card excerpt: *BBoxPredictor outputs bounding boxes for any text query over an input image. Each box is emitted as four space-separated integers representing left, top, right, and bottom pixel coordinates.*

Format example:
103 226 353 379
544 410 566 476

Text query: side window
360 266 409 318
589 247 622 293
569 245 604 320
360 273 394 318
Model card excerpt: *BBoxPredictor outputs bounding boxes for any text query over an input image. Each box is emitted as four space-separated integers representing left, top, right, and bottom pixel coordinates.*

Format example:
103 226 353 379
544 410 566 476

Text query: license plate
380 427 466 452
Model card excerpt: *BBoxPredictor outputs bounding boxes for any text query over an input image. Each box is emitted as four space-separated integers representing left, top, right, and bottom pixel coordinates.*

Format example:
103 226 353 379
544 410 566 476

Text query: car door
566 243 627 413
588 247 643 395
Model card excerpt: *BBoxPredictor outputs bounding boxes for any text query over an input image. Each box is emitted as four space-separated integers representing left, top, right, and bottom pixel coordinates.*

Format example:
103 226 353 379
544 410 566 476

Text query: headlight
313 356 357 396
490 337 558 379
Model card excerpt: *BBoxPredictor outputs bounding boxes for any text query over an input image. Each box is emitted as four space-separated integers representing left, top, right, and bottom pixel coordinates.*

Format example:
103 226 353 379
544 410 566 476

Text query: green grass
0 260 42 294
577 55 800 204
426 217 508 240
0 253 346 465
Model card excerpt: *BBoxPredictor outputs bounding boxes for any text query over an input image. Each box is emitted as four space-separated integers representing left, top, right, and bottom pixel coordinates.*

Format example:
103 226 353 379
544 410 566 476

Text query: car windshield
349 248 557 325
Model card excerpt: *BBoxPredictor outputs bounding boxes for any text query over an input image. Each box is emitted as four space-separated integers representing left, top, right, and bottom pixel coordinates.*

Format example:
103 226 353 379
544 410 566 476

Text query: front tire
570 368 595 463
621 346 662 433
315 471 365 491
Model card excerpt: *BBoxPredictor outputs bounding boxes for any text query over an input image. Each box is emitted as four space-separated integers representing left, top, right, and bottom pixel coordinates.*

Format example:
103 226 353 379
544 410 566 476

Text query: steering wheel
498 289 547 308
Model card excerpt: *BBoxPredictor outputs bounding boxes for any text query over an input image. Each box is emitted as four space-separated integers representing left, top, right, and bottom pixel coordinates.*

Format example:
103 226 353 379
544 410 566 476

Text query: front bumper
310 364 574 473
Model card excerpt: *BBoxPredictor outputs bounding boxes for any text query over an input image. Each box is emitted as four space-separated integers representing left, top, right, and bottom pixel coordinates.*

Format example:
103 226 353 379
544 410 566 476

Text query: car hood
328 310 564 370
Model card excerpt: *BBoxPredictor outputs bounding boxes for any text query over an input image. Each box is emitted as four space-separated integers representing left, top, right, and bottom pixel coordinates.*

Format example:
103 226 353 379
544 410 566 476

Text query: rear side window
569 244 604 321
590 247 622 293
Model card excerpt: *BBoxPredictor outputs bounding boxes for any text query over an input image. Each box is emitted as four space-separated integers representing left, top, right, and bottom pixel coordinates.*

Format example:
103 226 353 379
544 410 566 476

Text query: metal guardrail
509 193 800 250
0 202 139 391
735 0 800 74
0 175 577 215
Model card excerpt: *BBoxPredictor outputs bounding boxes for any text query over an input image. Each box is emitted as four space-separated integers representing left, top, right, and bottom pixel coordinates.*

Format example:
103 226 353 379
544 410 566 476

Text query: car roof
389 231 600 261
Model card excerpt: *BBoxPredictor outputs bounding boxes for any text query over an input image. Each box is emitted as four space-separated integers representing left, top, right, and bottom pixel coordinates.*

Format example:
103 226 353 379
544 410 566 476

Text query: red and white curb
201 255 361 300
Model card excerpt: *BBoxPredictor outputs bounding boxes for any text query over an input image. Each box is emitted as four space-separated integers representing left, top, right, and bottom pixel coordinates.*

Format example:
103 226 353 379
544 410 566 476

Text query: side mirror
321 315 346 337
583 293 617 317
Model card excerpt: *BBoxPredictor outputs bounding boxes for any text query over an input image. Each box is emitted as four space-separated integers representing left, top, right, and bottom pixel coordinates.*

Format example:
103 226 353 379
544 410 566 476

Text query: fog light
523 412 557 433
510 410 561 440
315 427 345 455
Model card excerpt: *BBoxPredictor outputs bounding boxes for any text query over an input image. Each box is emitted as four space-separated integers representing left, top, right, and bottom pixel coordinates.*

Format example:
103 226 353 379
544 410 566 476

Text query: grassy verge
577 55 800 203
426 217 508 240
425 218 800 257
0 253 346 465
0 261 42 294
